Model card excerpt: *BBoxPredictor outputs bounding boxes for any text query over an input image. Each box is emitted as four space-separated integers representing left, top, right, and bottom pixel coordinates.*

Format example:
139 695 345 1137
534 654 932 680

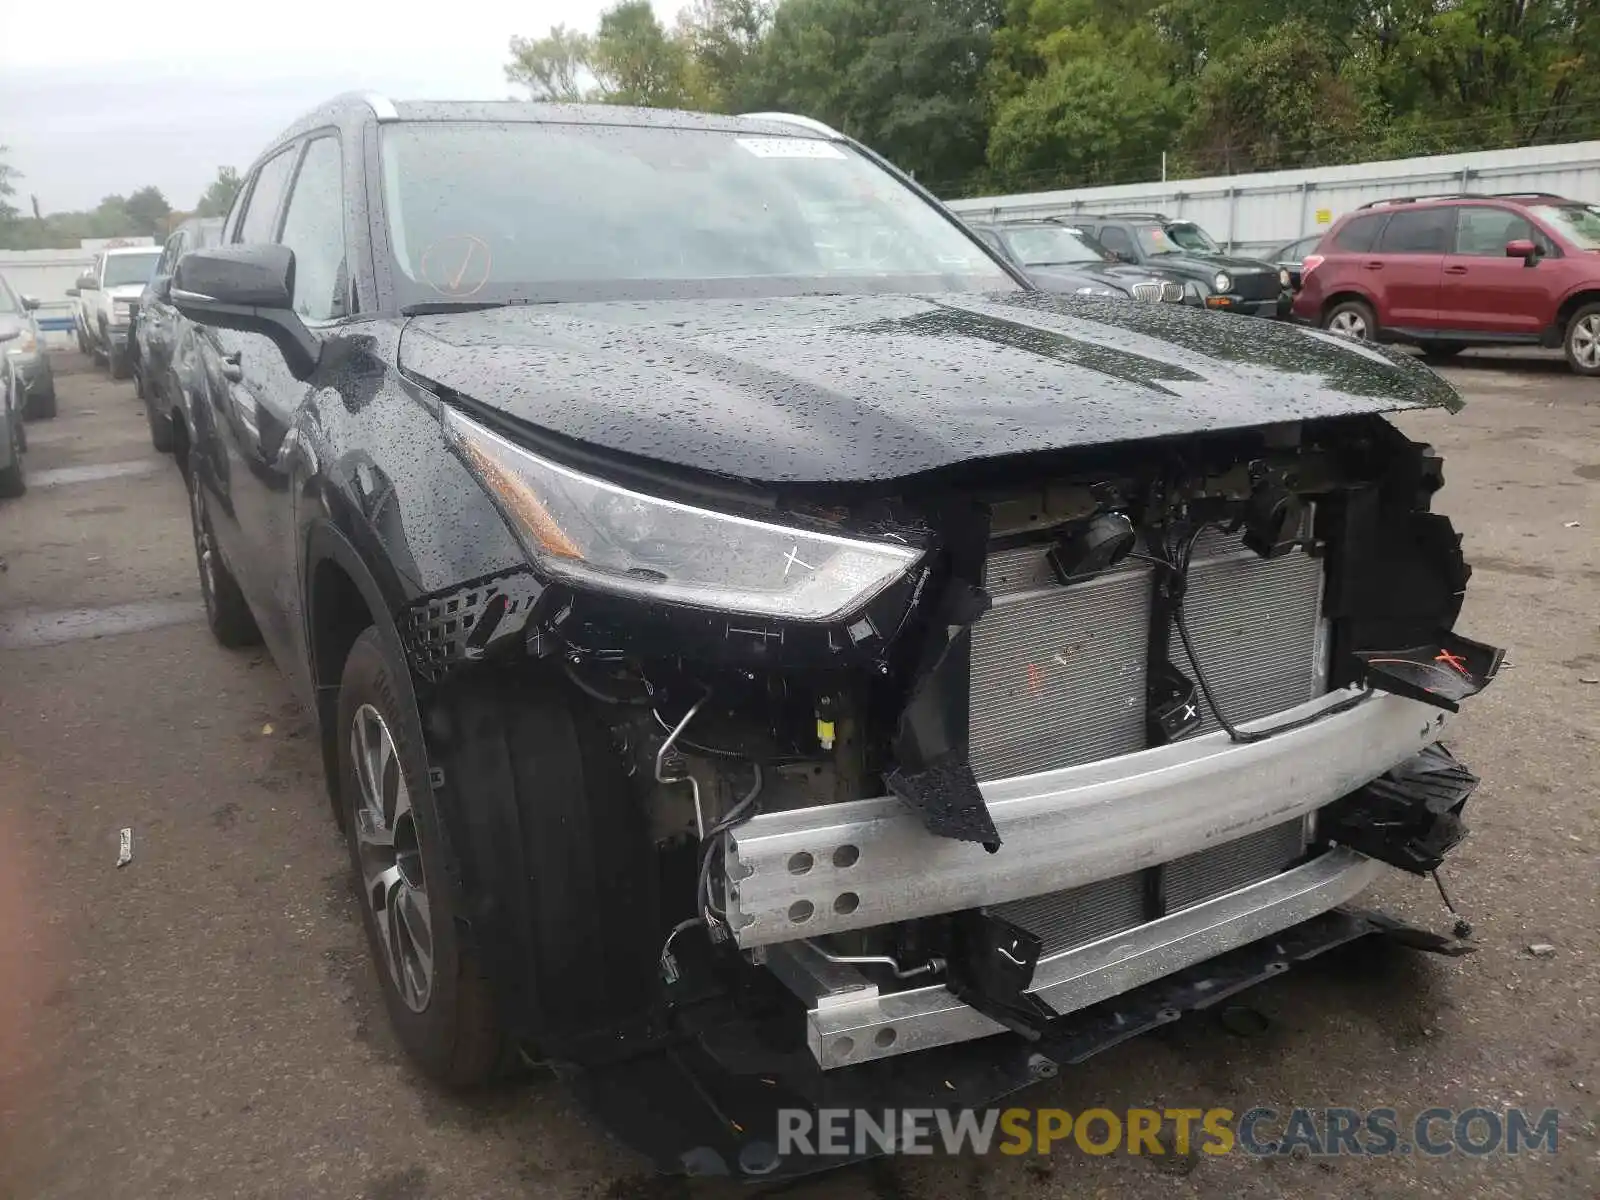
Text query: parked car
66 245 162 378
0 272 55 418
1071 212 1292 317
0 328 27 497
135 217 224 451
164 94 1497 1179
1269 232 1326 291
1292 192 1600 374
965 218 1200 304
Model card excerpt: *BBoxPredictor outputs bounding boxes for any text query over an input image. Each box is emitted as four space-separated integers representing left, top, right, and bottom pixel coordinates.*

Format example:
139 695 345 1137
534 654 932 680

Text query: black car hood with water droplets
398 291 1460 486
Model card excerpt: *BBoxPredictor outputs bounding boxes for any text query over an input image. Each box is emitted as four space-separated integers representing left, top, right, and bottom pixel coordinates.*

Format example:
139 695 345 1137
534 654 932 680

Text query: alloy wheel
1328 310 1369 340
350 703 434 1013
1570 314 1600 370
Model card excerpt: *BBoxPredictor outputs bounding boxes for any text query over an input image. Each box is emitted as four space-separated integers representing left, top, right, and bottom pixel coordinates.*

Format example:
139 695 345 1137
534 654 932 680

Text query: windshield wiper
400 299 508 316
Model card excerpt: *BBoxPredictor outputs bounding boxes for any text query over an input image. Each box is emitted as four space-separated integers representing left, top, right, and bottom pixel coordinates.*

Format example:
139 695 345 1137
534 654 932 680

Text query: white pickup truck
67 245 162 378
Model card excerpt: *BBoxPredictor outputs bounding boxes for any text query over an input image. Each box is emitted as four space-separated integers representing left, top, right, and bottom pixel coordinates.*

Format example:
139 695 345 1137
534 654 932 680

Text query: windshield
379 122 1013 305
1532 203 1600 250
1135 223 1220 255
1000 225 1108 266
104 251 160 287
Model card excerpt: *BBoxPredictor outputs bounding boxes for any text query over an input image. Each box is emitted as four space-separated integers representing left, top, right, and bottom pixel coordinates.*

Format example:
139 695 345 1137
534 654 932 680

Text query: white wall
947 141 1600 257
0 247 94 342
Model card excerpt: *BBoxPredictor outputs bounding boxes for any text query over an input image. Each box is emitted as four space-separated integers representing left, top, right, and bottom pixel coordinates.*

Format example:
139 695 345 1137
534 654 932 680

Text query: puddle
0 599 203 648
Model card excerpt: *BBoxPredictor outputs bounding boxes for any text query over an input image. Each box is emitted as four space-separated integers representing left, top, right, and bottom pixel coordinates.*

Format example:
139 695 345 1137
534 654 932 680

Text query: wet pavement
0 350 1594 1199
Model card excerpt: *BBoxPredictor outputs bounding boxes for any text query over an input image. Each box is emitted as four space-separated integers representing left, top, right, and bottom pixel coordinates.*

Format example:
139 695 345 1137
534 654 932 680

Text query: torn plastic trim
1319 742 1480 875
723 689 1447 947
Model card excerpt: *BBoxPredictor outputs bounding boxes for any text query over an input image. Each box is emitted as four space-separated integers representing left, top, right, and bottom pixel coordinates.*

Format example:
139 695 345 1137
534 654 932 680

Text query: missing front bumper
725 690 1448 948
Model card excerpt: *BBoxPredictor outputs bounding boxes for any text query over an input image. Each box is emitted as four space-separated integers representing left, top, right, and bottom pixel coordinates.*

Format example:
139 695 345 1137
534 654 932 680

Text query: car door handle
1363 261 1384 271
220 352 243 383
1444 265 1469 275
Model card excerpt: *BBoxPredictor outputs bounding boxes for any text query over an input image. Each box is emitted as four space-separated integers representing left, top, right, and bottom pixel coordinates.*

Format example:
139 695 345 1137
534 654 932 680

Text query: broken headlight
445 408 922 621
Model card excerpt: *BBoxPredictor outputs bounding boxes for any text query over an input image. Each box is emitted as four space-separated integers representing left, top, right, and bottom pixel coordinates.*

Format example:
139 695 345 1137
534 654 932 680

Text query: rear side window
1376 208 1454 254
1333 213 1387 252
1455 207 1534 255
236 147 299 244
277 136 348 322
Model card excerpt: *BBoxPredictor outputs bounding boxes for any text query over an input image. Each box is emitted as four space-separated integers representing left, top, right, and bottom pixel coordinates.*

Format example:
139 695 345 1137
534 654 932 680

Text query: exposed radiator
968 528 1327 781
968 548 1151 780
993 819 1310 957
1167 529 1328 735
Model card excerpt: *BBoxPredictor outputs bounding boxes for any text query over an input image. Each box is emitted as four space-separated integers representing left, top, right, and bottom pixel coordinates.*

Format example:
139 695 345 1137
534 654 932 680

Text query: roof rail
1356 190 1570 210
738 111 842 138
1087 211 1172 222
358 91 400 122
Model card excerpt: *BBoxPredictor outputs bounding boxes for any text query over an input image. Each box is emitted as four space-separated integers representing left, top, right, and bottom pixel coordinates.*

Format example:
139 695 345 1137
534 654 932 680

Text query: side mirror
76 272 98 291
20 295 40 312
0 329 17 346
172 244 319 380
149 275 173 303
1505 238 1538 265
65 288 79 298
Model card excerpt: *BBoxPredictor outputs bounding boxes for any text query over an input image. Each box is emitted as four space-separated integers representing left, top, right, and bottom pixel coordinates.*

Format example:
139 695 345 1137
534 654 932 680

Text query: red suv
1292 192 1600 374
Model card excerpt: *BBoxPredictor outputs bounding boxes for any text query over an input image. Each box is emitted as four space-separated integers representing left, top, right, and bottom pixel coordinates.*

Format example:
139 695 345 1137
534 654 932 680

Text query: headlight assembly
445 408 923 622
1213 271 1233 294
1279 267 1292 288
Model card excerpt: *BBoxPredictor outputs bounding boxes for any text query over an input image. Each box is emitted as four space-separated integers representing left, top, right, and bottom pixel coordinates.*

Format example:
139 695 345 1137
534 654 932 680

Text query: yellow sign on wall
1315 208 1333 224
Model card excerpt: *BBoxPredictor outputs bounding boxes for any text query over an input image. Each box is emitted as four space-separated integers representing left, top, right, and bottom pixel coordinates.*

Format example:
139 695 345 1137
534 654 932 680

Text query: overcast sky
0 0 681 214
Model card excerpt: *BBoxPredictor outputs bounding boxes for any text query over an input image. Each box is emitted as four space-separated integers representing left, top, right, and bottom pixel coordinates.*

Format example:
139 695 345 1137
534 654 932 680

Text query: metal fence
946 140 1600 258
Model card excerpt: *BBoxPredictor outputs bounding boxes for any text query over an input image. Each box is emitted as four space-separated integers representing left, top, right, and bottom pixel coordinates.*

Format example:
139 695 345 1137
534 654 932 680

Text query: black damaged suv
1073 211 1292 317
163 94 1499 1177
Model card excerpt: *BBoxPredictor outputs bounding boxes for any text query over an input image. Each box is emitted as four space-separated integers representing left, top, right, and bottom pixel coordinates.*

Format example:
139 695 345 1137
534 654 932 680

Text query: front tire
146 398 175 453
338 628 506 1087
1563 303 1600 376
1323 299 1377 342
185 467 260 646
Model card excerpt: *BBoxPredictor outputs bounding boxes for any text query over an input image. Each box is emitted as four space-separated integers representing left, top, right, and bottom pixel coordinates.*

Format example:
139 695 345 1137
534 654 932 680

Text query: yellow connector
816 718 836 751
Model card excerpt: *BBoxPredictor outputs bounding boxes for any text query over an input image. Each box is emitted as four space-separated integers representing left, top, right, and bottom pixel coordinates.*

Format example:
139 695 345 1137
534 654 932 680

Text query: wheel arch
1320 289 1380 324
304 519 421 822
1554 288 1600 334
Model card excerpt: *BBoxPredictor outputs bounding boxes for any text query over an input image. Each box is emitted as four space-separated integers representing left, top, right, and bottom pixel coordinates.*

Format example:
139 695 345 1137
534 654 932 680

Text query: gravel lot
0 349 1594 1200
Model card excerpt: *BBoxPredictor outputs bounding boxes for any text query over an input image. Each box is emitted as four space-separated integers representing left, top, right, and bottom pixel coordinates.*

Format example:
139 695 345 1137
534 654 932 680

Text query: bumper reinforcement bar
784 846 1384 1069
726 690 1445 947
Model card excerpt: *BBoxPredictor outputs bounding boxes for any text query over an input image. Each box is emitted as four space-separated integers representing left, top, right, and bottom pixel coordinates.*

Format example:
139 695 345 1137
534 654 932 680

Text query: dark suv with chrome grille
1072 212 1292 316
163 93 1499 1180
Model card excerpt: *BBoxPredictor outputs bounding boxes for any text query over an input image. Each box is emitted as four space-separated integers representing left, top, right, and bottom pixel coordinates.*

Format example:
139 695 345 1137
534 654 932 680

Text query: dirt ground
0 349 1594 1200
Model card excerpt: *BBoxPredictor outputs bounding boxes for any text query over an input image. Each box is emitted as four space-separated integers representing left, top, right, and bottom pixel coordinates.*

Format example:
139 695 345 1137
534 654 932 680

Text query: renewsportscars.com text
777 1106 1561 1158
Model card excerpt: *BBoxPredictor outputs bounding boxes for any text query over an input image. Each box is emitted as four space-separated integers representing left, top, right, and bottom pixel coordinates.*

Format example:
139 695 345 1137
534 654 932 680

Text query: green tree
591 0 692 106
124 185 172 238
194 167 242 219
987 52 1182 189
676 0 774 111
747 0 1001 186
1181 20 1370 175
506 24 594 101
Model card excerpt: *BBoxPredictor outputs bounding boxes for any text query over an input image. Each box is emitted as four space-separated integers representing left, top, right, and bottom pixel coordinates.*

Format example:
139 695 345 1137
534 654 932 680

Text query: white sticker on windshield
737 136 847 160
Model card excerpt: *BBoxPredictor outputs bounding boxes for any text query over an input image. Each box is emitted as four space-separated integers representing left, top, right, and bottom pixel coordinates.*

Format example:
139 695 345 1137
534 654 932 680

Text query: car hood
1018 265 1127 295
105 284 146 302
1153 252 1277 276
399 291 1460 486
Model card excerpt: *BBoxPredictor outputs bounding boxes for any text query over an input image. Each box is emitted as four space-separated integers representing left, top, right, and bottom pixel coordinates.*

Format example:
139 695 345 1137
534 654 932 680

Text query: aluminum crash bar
778 846 1385 1069
725 689 1448 947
